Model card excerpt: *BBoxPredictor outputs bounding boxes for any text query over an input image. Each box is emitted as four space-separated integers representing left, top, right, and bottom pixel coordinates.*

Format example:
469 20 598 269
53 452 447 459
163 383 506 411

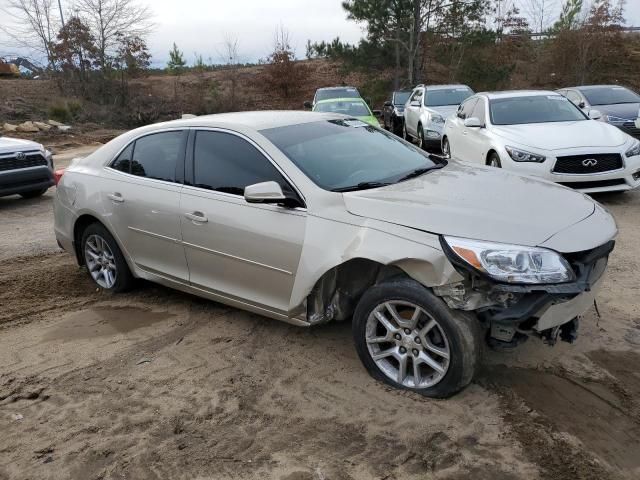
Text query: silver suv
0 136 54 198
53 111 616 398
403 84 474 150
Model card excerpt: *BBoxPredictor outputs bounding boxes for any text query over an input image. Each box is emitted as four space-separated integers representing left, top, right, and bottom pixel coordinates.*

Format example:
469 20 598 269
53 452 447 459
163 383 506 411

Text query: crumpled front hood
0 136 43 155
343 162 597 250
491 120 628 151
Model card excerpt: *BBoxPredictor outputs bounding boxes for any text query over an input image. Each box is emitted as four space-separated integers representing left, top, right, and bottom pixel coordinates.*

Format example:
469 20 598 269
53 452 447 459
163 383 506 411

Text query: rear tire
81 223 134 293
20 188 48 199
487 152 502 168
352 278 483 398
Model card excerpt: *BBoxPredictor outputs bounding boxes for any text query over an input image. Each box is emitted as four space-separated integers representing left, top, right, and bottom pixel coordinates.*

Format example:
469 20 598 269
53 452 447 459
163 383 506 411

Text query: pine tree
166 42 186 75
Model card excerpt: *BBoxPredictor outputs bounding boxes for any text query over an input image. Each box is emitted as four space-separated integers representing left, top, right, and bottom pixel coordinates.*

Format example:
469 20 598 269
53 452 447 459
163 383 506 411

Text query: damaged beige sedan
53 111 617 398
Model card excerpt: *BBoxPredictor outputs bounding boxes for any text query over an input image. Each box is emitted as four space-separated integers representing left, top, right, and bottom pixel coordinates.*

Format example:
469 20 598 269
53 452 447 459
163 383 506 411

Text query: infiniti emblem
582 158 598 167
15 152 26 161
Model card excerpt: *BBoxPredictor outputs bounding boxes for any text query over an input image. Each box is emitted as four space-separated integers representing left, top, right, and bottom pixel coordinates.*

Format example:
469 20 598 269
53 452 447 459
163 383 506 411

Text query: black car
382 90 412 135
557 85 640 139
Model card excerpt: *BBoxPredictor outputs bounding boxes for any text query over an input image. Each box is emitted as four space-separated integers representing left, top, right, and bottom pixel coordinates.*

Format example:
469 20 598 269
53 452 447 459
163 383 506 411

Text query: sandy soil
1 147 639 479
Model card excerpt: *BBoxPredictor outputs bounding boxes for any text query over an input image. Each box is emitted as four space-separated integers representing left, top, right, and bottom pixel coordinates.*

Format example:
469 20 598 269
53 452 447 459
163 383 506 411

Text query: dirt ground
1 145 640 480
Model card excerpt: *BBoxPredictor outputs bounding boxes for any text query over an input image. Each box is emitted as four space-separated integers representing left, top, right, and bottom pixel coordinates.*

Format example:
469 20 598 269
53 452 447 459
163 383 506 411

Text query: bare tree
218 34 241 106
74 0 154 71
0 0 60 69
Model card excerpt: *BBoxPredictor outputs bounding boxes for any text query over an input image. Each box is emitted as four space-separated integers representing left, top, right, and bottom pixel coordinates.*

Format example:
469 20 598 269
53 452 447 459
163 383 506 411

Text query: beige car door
102 130 189 282
180 129 307 314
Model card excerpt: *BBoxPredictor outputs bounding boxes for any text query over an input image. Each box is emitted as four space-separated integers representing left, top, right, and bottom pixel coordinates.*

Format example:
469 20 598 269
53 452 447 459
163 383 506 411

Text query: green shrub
48 104 71 123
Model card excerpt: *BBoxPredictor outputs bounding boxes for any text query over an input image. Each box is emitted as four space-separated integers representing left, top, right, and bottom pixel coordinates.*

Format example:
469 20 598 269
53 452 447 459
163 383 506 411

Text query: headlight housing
394 106 404 115
625 140 640 158
443 236 575 284
430 113 445 124
505 146 546 163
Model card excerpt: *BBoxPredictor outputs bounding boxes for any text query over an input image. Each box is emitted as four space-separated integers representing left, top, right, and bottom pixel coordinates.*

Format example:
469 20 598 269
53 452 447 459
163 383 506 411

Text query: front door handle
184 211 208 223
107 192 124 203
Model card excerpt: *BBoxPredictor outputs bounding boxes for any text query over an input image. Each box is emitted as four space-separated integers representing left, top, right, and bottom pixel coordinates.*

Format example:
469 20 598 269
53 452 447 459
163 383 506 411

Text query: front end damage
434 239 614 348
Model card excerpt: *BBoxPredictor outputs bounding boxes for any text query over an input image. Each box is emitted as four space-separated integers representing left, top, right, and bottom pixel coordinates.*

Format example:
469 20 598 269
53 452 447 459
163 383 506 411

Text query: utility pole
57 0 65 27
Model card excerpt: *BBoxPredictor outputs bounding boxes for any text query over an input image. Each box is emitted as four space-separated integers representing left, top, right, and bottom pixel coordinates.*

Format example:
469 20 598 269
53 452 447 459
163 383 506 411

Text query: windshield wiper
397 164 444 182
331 181 392 192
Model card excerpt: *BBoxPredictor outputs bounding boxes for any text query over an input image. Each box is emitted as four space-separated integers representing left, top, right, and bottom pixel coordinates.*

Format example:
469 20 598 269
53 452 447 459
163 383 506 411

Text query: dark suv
383 90 412 135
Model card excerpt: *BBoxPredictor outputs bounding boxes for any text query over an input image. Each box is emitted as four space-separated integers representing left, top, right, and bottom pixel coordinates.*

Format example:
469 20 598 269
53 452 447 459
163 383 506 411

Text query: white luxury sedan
442 90 640 193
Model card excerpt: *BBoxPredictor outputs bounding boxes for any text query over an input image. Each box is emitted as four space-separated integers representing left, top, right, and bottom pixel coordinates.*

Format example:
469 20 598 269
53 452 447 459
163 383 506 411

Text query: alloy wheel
365 300 451 388
84 234 117 289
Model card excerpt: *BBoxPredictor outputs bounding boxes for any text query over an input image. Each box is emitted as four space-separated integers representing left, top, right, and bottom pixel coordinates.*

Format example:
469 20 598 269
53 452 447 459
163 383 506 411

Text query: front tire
417 125 426 150
487 152 502 168
442 137 451 158
81 223 134 293
402 122 409 141
352 279 483 398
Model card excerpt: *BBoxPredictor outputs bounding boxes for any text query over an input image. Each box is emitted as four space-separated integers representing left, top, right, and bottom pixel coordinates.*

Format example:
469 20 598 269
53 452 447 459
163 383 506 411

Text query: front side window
566 90 582 105
425 87 474 107
471 99 486 122
458 98 478 119
130 131 184 182
393 91 411 105
409 89 423 105
314 100 371 117
261 120 443 192
193 131 294 197
490 95 588 125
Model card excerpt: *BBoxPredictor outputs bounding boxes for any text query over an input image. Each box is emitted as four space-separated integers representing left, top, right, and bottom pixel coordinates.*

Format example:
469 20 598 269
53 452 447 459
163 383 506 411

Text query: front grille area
0 153 47 172
559 178 626 190
620 123 640 139
553 153 623 174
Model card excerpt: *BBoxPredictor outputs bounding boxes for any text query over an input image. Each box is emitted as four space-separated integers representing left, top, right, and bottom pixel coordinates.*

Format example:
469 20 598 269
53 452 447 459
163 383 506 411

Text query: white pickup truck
0 136 54 198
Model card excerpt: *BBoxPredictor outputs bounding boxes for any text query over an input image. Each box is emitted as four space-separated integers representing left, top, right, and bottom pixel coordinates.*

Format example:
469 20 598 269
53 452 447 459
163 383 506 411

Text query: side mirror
589 109 602 120
244 181 286 204
372 109 382 116
578 101 586 109
303 101 312 109
410 100 420 107
384 100 392 107
464 117 484 128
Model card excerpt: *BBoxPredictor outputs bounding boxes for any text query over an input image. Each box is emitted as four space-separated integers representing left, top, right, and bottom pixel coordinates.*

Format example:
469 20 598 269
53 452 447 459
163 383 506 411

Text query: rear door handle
184 211 208 223
107 192 124 203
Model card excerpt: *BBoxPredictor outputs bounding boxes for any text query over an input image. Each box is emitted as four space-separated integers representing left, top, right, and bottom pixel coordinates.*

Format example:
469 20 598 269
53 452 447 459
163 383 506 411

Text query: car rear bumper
0 166 54 197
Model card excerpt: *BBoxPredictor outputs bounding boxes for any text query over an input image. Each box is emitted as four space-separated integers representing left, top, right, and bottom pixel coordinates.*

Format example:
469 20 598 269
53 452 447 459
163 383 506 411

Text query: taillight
54 169 65 186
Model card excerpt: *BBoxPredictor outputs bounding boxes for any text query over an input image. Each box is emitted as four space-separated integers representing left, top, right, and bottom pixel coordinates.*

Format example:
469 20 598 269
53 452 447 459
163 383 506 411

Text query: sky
1 0 639 66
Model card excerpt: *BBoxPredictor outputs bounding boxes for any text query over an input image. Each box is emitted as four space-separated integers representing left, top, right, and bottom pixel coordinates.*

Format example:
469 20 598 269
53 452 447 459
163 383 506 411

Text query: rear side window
112 143 133 173
193 131 292 196
131 131 184 182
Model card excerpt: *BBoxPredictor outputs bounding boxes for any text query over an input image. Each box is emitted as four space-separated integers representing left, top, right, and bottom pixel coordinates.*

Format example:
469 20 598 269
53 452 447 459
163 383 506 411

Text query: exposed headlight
606 115 632 124
505 146 546 163
443 236 575 284
430 114 445 124
626 140 640 158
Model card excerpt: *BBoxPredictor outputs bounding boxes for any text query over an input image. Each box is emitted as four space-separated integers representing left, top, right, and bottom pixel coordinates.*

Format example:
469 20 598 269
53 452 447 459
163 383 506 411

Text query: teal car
313 97 381 127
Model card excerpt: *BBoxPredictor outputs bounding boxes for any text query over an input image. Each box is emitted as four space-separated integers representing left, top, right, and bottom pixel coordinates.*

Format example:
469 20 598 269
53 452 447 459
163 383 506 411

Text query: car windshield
261 119 442 191
393 91 411 105
581 86 640 105
490 95 587 125
425 87 473 106
315 88 360 102
314 100 371 117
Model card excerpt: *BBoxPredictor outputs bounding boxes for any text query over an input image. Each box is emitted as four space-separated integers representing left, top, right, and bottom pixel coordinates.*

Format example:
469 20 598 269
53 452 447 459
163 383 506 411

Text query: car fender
288 215 462 312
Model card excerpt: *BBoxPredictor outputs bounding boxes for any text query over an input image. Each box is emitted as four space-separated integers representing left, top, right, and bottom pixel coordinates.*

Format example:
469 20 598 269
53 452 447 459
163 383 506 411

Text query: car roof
141 111 345 132
477 90 560 100
423 84 471 90
568 85 629 90
314 97 367 105
316 86 358 91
